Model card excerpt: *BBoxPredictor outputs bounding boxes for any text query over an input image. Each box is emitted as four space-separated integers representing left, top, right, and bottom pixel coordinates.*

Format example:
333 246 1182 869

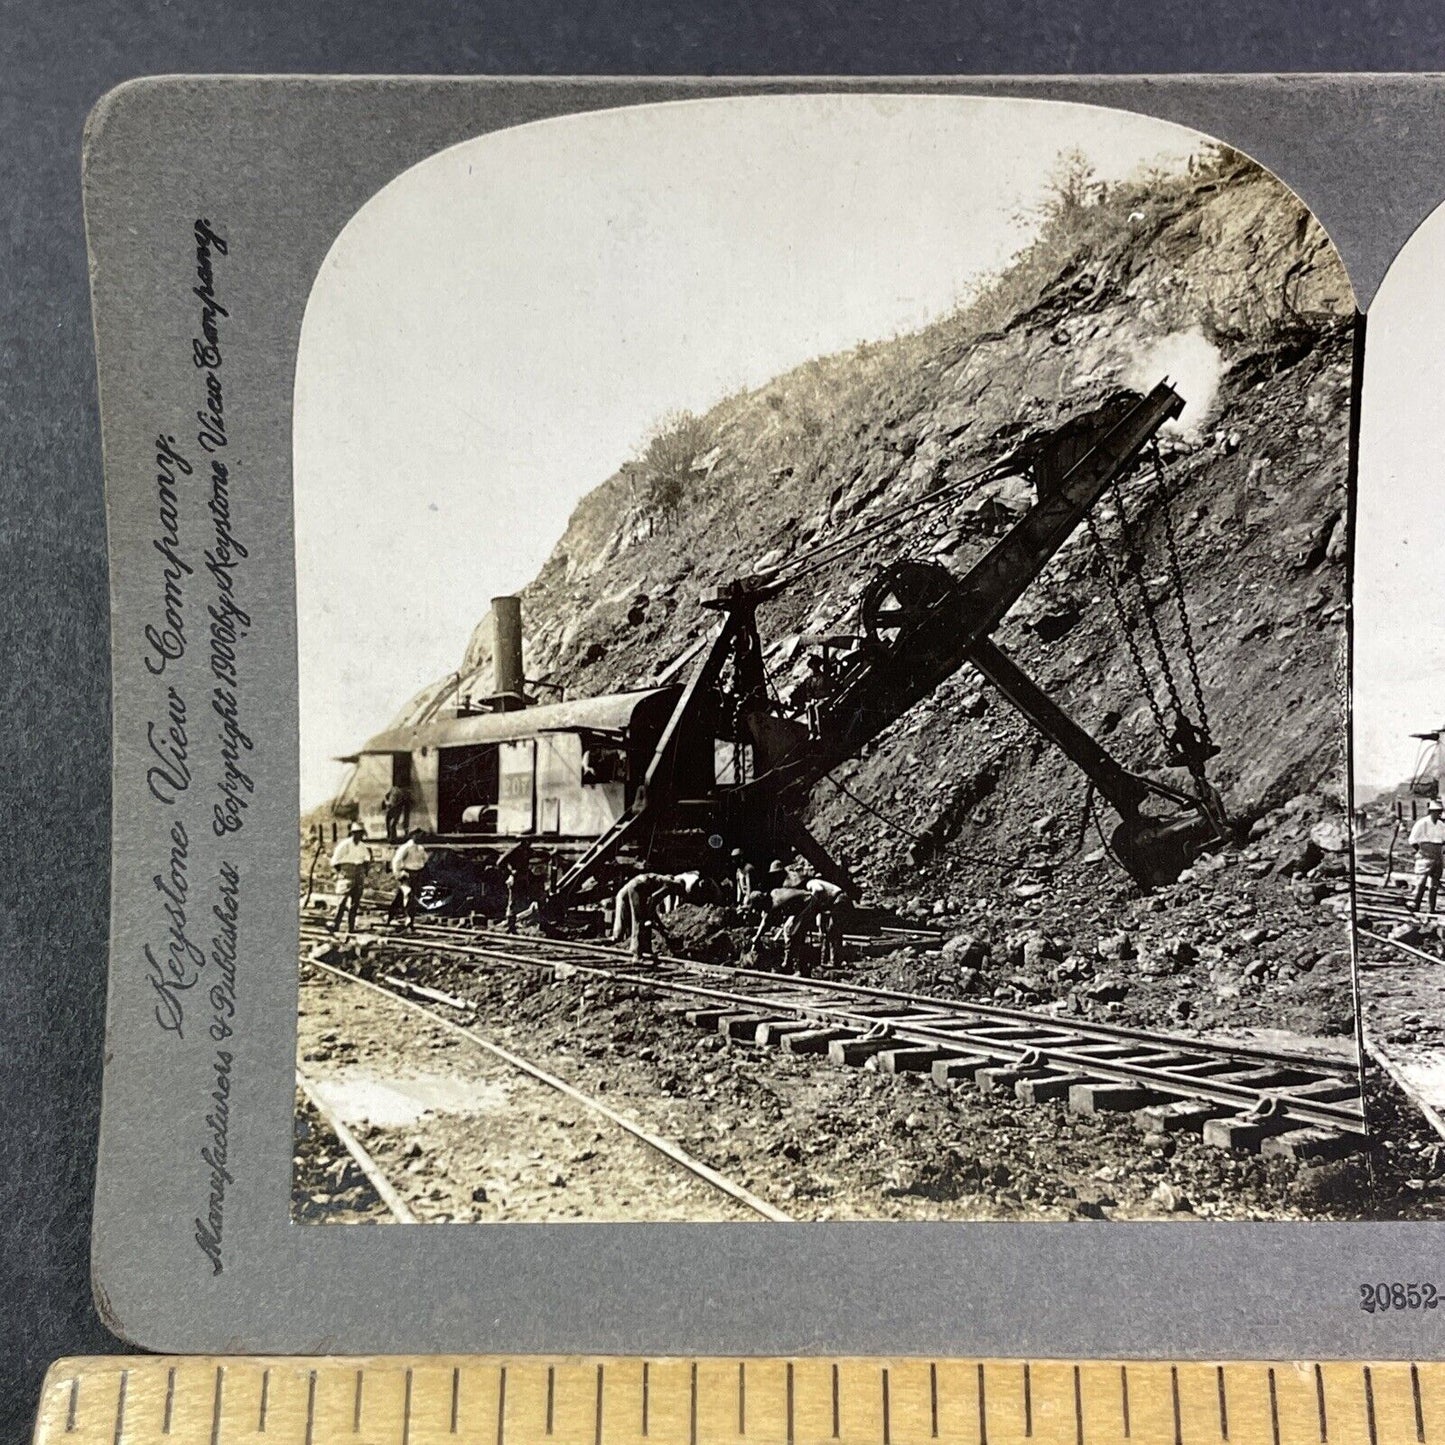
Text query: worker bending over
804 876 850 969
748 886 827 975
612 872 692 959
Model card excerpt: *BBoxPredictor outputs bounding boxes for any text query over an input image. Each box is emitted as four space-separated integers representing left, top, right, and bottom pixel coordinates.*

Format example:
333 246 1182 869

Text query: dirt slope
347 150 1356 1032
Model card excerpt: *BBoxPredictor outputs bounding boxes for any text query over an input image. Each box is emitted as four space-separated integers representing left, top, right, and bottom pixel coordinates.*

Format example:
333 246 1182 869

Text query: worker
326 822 370 934
503 863 521 934
1408 798 1445 914
382 783 412 843
612 872 685 959
662 869 709 913
386 828 429 930
805 876 851 968
731 850 759 909
788 654 838 728
748 886 823 975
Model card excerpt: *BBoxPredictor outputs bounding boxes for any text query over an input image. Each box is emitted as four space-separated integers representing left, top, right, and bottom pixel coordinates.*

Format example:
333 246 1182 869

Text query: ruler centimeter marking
35 1356 1445 1445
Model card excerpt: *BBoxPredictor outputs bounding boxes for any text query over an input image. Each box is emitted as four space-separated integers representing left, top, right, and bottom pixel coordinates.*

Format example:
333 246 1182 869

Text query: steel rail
301 955 792 1222
295 1070 418 1223
376 921 1359 1076
301 926 1365 1133
1357 927 1445 967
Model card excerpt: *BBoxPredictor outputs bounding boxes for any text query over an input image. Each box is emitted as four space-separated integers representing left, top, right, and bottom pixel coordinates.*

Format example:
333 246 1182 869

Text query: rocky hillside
371 148 1354 915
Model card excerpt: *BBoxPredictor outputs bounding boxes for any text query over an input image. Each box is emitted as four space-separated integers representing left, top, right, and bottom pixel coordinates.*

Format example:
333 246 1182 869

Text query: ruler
32 1356 1444 1445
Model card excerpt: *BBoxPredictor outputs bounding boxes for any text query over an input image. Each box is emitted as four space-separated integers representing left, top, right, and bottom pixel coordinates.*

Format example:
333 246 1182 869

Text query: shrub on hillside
638 410 711 526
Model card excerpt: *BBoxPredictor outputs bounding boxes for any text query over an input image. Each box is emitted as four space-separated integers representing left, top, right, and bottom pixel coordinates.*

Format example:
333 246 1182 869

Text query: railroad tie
781 1026 856 1055
871 1046 956 1075
975 1064 1042 1095
1015 1070 1101 1105
1283 1076 1364 1105
828 1036 901 1067
1067 1082 1169 1115
1134 1099 1233 1135
1201 1110 1306 1152
684 1007 736 1030
718 1013 789 1042
1258 1126 1358 1162
930 1056 992 1085
753 1019 818 1046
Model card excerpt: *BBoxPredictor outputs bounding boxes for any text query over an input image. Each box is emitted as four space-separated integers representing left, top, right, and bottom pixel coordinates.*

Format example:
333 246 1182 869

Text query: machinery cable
771 454 1010 588
1150 438 1213 749
1082 776 1131 875
1107 470 1193 737
818 770 1028 872
1083 506 1173 748
1083 449 1213 795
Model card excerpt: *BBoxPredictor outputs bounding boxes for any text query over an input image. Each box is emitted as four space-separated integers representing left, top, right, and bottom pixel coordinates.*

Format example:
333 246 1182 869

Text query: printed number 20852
1360 1283 1439 1312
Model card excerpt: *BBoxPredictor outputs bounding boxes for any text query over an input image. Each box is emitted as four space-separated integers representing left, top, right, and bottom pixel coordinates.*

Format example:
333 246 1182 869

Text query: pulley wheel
859 560 956 648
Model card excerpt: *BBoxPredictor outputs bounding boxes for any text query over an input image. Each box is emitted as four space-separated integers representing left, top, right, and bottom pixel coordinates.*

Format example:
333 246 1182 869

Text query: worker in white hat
326 821 371 934
1408 798 1445 915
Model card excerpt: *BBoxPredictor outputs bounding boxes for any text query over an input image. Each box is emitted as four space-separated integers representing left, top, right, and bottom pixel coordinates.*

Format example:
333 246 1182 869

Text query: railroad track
301 919 1369 1158
1349 871 1445 956
299 952 791 1221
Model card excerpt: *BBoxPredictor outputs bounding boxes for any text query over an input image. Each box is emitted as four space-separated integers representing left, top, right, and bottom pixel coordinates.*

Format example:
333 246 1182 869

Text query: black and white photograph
288 93 1389 1225
1348 194 1445 1203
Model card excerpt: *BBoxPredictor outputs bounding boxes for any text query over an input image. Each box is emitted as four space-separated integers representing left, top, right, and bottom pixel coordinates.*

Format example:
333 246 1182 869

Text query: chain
1151 439 1213 748
1107 472 1192 729
1083 508 1173 751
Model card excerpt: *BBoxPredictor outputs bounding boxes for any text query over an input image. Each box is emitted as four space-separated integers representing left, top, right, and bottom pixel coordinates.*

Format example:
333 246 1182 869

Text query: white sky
1355 206 1445 792
294 94 1207 809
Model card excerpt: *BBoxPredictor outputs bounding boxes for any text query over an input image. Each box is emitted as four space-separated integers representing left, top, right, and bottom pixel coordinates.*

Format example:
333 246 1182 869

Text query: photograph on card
288 94 1373 1224
1347 195 1445 1217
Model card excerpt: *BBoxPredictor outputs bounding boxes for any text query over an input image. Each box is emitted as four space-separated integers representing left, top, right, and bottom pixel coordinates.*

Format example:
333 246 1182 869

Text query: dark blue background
4 3 1445 1440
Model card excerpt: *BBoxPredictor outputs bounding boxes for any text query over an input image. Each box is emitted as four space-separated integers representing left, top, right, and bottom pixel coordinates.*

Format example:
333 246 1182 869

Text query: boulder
941 934 989 967
1096 931 1136 961
1147 937 1197 971
1150 1182 1191 1213
1324 513 1347 563
1272 838 1323 877
1006 930 1062 969
1309 817 1350 853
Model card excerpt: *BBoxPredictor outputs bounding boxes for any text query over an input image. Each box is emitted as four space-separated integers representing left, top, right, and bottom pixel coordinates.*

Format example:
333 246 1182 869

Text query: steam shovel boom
548 380 1228 911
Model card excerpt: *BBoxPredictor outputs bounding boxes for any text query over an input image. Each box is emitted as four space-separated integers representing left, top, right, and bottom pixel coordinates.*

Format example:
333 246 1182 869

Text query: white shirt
805 878 847 904
1410 817 1445 849
392 840 429 877
330 837 370 870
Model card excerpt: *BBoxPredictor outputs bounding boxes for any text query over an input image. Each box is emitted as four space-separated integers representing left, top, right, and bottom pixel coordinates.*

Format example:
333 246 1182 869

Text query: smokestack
491 596 525 711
